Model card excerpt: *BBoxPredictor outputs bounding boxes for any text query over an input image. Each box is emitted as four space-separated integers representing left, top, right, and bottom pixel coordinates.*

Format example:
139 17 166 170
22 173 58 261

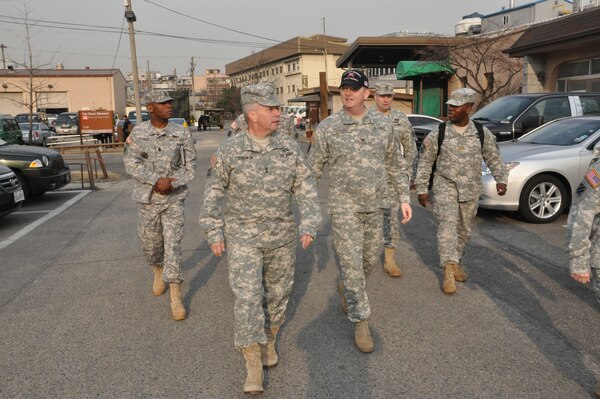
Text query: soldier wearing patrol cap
307 70 412 353
124 90 197 320
369 82 418 278
415 87 507 294
200 82 321 394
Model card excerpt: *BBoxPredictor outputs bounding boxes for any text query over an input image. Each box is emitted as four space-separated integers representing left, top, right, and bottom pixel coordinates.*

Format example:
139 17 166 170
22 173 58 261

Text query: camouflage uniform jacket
200 131 321 248
415 120 508 201
230 114 248 137
307 109 410 214
368 107 418 179
278 114 297 137
124 120 197 204
567 159 600 274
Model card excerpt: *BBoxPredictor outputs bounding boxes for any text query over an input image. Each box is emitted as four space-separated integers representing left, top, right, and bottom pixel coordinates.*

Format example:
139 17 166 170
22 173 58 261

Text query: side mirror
520 115 544 129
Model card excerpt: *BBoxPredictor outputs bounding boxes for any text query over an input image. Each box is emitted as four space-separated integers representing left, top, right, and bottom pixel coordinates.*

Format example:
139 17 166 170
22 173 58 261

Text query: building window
292 84 296 93
279 66 283 73
280 86 283 94
503 15 509 25
557 58 600 92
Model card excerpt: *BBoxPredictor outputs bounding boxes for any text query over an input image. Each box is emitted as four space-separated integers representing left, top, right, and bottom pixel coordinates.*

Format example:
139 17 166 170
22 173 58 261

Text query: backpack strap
473 120 484 148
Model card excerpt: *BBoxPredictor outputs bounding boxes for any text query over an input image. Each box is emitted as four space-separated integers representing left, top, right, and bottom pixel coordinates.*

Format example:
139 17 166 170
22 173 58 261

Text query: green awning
396 61 455 79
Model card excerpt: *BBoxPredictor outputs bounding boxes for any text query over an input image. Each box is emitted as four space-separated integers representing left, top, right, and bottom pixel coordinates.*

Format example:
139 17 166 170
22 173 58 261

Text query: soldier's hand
570 272 590 284
300 234 314 249
154 177 175 194
211 241 226 257
497 183 507 196
418 193 429 207
400 203 412 224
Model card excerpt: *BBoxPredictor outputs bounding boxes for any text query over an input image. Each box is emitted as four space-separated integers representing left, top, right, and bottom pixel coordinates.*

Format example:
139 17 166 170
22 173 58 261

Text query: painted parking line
0 190 90 251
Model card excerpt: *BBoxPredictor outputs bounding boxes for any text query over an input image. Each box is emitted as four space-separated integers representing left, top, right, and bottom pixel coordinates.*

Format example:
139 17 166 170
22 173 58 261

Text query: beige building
193 68 231 108
226 35 349 106
0 68 127 117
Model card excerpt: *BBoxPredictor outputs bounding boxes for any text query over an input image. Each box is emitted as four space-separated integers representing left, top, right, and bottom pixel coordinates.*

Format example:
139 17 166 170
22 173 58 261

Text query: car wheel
15 173 31 200
518 174 568 223
41 137 47 147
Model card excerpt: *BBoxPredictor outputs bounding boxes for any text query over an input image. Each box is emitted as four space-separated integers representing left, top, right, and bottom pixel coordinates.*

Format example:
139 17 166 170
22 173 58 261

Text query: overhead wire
110 16 126 70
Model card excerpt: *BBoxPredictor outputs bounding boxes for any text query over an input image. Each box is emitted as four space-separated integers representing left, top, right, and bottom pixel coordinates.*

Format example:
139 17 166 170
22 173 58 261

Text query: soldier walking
369 82 417 277
307 70 412 353
415 88 507 295
123 90 197 320
199 83 321 394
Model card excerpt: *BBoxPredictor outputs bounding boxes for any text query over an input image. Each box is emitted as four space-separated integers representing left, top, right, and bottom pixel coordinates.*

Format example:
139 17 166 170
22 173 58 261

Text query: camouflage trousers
332 210 383 323
227 239 296 350
383 207 400 248
137 200 184 283
567 208 600 303
432 188 478 269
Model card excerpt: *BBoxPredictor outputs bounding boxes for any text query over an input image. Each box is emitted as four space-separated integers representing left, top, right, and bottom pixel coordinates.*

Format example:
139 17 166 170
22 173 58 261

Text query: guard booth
396 61 455 119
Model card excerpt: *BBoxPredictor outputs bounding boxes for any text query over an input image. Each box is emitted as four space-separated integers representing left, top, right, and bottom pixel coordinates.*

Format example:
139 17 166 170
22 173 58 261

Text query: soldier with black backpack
415 88 508 295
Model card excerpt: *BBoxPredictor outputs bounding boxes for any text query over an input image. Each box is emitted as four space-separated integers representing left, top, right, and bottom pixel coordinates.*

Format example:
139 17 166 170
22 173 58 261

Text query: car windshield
57 114 77 124
472 96 537 122
128 110 150 121
519 118 600 145
19 123 39 130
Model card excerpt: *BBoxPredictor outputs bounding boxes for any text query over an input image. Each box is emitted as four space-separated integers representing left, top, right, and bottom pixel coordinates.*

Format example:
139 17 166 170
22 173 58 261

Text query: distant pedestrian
122 115 132 142
307 70 412 353
200 83 321 394
123 90 197 320
415 88 508 295
369 82 417 278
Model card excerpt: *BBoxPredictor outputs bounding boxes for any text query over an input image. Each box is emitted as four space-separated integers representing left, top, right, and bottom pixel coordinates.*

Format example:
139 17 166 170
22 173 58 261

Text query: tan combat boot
453 263 468 282
443 262 457 295
261 326 279 367
337 281 348 315
152 266 166 296
241 343 264 394
169 283 187 320
354 320 374 353
383 247 402 277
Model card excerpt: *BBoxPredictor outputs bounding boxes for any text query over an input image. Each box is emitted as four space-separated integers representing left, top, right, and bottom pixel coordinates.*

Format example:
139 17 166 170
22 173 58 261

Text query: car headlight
482 161 520 176
29 156 49 168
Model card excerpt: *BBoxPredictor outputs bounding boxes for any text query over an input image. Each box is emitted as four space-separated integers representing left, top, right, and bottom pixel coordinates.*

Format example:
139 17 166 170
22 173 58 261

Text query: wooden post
84 151 95 189
319 72 328 123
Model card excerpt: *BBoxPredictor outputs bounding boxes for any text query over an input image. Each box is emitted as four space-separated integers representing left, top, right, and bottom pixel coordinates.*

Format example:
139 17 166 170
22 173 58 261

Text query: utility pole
322 18 328 88
146 59 152 91
0 44 6 69
189 57 196 122
124 0 142 122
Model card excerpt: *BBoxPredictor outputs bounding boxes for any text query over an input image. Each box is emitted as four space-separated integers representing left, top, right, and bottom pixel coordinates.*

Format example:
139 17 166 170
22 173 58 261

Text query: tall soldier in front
124 90 197 320
307 70 412 353
199 83 321 394
415 88 508 294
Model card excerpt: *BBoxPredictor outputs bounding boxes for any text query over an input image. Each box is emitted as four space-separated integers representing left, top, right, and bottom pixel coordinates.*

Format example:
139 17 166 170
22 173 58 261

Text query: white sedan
479 116 600 223
19 122 55 146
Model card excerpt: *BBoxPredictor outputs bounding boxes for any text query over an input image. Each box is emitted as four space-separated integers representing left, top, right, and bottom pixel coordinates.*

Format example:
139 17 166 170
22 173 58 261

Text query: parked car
407 114 443 147
128 110 150 122
472 92 600 142
168 118 188 127
479 116 600 223
0 138 71 199
0 163 24 219
54 112 79 135
19 122 55 146
15 112 49 125
46 113 58 127
0 115 24 144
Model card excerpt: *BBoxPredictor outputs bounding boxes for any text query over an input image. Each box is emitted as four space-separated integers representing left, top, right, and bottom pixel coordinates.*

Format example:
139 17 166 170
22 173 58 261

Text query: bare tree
0 3 56 140
417 28 524 108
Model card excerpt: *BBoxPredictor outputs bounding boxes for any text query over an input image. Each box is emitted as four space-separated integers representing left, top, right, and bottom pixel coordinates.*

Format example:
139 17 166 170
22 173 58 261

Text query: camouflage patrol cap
374 82 395 96
143 90 174 106
446 88 477 106
241 83 281 107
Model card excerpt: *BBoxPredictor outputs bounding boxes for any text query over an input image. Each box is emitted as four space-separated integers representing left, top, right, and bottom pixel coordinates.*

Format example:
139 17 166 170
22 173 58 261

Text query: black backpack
428 121 485 189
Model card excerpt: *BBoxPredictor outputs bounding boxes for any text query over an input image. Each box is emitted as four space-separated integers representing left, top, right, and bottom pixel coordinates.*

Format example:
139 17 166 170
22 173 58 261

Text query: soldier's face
148 101 173 121
341 86 369 113
448 103 473 125
249 105 280 136
375 94 392 112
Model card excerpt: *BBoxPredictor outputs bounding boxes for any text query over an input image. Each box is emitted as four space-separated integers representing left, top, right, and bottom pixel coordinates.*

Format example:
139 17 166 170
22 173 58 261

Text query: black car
0 138 71 199
0 163 24 218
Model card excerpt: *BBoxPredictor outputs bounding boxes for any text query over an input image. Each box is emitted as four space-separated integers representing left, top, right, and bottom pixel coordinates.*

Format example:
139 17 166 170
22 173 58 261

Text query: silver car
479 116 600 223
19 122 55 146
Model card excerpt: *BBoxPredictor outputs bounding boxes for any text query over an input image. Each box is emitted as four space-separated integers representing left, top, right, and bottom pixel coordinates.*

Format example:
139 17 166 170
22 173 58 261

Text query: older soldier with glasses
307 70 412 353
200 83 321 394
124 90 197 320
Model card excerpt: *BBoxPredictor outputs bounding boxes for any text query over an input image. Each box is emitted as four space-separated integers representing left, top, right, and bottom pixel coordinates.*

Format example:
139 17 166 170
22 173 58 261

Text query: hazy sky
0 0 523 76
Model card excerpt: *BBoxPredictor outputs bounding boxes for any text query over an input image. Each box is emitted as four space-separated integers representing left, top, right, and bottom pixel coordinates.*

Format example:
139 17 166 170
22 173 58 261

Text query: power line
111 16 126 70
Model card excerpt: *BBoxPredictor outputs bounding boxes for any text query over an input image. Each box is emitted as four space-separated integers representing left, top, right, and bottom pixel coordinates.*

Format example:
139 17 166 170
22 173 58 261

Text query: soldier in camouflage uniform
199 83 321 394
415 88 507 295
307 70 412 353
567 156 600 303
369 82 417 278
123 90 197 320
228 113 247 137
278 112 298 138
